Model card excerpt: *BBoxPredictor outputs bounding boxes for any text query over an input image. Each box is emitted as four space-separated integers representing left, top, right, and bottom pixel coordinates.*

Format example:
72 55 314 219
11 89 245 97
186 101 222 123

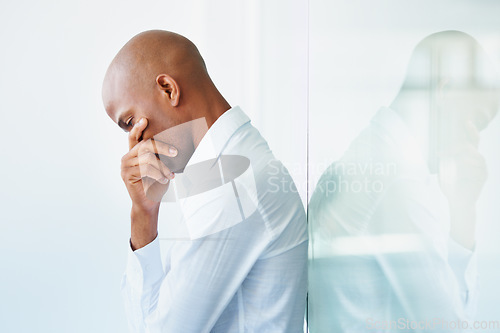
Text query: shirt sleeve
120 235 167 333
447 238 479 318
120 214 271 333
368 179 481 324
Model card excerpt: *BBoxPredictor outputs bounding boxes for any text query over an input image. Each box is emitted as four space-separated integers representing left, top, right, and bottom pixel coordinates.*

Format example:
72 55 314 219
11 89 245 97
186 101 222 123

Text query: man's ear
156 74 180 106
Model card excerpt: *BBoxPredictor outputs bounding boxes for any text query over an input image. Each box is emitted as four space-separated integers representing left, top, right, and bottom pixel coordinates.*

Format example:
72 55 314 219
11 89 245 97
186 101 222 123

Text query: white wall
0 1 307 332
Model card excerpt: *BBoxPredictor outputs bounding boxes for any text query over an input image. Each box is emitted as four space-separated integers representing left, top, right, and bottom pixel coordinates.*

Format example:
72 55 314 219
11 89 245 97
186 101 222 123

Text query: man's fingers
129 118 148 150
128 137 178 159
137 152 174 179
143 138 178 157
139 163 171 184
123 153 174 178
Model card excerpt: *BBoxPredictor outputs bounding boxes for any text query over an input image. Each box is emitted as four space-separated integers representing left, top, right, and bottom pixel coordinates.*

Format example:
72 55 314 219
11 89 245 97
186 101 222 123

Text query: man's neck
190 89 231 149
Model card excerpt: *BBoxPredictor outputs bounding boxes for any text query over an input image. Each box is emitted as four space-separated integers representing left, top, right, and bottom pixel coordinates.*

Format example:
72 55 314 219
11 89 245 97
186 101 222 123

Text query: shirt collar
185 105 251 168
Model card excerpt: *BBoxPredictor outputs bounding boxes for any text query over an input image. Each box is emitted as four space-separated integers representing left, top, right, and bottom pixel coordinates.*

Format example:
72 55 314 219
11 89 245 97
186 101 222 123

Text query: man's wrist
130 204 160 251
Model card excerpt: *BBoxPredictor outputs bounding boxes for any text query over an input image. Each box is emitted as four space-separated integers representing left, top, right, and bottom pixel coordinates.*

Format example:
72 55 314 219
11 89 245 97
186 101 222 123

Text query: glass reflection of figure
308 31 500 332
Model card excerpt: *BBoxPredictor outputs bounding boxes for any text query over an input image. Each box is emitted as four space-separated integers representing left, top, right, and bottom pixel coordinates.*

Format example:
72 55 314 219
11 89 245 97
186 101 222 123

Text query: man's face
436 86 499 205
102 72 199 173
102 75 180 142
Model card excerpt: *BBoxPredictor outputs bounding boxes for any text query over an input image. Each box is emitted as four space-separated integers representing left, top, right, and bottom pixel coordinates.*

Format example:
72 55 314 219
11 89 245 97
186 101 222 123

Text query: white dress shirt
121 106 308 333
308 107 477 332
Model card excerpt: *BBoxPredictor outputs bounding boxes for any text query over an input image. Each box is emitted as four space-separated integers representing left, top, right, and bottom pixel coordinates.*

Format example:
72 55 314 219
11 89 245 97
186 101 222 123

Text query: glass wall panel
308 1 500 332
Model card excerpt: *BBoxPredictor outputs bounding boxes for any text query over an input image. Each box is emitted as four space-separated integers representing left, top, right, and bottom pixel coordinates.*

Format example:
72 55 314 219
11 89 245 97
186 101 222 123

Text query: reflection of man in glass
102 30 308 332
308 31 500 332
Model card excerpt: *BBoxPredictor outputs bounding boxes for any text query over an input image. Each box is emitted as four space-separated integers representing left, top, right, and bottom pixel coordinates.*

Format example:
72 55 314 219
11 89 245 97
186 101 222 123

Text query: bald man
102 30 308 332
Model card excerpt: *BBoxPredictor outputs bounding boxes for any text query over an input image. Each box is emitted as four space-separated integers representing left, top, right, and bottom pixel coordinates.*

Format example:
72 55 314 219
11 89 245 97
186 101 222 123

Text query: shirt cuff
448 237 478 304
125 235 165 290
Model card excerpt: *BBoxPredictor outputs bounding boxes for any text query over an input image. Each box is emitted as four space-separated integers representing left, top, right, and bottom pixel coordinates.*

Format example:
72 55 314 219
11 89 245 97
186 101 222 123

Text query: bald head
112 31 206 85
103 30 210 112
401 30 499 91
102 30 230 143
393 30 500 133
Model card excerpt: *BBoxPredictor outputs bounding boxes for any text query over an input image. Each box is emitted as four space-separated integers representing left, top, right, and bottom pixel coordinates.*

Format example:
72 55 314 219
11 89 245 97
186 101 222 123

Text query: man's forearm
449 203 476 250
130 203 160 250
